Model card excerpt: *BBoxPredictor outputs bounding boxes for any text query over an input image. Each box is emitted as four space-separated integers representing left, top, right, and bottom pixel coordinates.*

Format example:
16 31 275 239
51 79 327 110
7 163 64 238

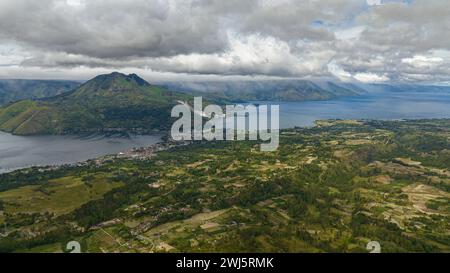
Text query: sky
0 0 449 84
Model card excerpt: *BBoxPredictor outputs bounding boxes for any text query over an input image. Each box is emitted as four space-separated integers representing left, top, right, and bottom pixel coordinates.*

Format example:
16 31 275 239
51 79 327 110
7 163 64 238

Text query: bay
0 133 161 173
1 89 450 173
276 90 450 128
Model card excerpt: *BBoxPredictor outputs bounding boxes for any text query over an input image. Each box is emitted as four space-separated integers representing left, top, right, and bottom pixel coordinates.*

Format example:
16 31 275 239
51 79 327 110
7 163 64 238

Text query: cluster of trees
1 119 448 252
0 225 76 253
72 176 158 228
0 167 76 192
351 212 438 252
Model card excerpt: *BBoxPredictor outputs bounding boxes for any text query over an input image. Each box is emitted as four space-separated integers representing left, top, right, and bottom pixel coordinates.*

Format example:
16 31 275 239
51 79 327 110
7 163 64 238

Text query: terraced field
0 119 448 253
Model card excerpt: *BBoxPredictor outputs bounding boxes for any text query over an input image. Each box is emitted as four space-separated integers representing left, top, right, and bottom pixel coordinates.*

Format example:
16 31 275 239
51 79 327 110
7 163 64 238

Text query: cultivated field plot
0 119 449 253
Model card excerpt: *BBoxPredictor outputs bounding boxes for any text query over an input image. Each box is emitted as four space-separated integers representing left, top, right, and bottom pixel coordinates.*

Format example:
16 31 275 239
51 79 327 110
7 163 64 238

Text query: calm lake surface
276 90 450 128
1 89 450 173
0 134 161 173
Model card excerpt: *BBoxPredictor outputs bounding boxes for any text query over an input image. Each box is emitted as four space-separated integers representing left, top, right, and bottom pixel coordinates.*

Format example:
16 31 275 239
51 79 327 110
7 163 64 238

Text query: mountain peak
91 72 150 87
69 72 152 98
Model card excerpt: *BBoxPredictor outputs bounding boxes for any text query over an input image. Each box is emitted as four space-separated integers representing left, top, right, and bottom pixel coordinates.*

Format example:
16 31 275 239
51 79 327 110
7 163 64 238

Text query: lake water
0 133 161 173
1 89 450 173
276 90 450 128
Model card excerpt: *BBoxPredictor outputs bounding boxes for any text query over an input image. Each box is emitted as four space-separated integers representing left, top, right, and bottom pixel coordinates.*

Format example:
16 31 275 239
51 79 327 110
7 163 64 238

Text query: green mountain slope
0 72 189 135
0 79 80 106
161 80 361 102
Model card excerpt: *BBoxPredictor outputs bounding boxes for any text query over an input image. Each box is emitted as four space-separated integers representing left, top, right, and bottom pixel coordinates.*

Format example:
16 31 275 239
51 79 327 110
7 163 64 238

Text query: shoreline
0 138 188 175
0 133 167 175
1 117 450 175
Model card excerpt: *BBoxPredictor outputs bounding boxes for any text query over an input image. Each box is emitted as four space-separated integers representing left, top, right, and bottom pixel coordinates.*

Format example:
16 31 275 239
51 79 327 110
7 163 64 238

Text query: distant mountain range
2 72 450 136
0 74 368 136
0 73 188 135
0 79 80 106
354 83 450 93
159 80 363 102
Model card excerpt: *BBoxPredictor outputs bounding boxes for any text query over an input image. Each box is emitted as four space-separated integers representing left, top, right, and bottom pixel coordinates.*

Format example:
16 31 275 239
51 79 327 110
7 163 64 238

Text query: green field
0 119 448 253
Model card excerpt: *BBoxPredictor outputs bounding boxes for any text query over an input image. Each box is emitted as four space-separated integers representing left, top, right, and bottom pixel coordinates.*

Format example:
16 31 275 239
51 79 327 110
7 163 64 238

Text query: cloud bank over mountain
0 0 449 84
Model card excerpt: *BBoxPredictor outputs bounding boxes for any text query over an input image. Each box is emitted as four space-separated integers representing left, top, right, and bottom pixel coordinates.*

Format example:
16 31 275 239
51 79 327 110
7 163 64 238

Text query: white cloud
402 55 444 68
367 0 382 6
0 0 449 84
335 26 366 41
327 61 352 81
66 0 84 7
145 33 318 77
354 72 389 82
328 61 390 83
0 43 30 66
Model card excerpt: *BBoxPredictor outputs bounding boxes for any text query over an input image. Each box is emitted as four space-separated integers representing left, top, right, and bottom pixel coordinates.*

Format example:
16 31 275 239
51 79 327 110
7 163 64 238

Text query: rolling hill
0 119 448 252
0 79 80 106
0 72 188 135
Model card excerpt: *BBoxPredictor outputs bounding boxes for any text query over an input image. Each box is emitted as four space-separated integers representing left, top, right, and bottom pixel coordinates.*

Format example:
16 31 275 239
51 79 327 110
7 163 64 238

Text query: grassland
0 176 122 216
0 119 448 253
